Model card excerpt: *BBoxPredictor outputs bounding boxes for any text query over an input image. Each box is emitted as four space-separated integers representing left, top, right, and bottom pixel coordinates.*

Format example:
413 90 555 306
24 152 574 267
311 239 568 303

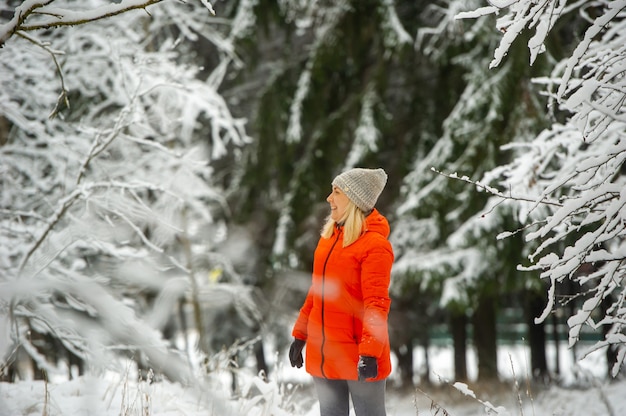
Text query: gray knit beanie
332 168 388 212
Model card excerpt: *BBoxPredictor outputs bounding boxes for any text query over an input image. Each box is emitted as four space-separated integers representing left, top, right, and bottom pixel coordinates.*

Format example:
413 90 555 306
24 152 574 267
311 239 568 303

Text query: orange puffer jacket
292 209 394 381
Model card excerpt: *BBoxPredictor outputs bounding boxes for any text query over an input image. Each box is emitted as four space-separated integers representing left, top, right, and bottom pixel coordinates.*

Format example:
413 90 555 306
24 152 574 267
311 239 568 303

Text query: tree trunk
254 338 268 379
551 310 561 377
525 290 549 381
450 311 468 382
602 294 618 379
389 306 415 387
420 328 431 385
392 340 414 387
473 294 498 381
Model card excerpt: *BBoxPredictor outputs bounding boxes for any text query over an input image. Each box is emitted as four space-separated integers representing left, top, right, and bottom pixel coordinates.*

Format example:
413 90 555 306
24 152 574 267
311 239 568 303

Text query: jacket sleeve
292 285 314 340
358 239 393 357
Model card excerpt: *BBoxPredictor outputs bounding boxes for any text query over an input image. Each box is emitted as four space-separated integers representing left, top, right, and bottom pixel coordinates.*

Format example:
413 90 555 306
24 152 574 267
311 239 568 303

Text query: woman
289 167 394 416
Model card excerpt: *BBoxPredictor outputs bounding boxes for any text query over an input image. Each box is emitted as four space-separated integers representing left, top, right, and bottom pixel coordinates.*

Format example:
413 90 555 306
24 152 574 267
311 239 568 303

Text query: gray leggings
313 377 386 416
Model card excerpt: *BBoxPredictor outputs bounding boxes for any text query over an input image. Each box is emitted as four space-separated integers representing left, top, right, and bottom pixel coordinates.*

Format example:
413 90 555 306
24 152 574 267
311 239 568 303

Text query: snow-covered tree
225 0 414 259
0 0 263 387
455 0 626 377
390 0 553 381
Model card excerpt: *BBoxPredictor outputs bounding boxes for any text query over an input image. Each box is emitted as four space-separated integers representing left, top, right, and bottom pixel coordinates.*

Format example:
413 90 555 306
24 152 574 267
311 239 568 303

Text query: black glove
358 355 378 381
289 338 306 368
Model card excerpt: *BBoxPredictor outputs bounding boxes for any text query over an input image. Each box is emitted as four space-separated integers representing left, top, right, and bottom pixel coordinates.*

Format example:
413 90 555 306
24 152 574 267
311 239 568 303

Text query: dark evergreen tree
391 0 553 383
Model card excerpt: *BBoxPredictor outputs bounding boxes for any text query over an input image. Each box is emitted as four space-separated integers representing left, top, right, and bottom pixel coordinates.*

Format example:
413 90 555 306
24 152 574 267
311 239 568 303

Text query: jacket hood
365 208 390 239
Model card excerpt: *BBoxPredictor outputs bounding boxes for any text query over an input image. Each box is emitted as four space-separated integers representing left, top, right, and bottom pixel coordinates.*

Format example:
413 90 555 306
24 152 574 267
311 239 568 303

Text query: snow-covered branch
431 167 563 208
456 0 626 374
14 29 69 119
0 0 215 47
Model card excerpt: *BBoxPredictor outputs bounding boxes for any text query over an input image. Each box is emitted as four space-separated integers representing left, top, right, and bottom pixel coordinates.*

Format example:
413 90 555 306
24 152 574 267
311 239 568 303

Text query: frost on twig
15 31 69 119
1 1 161 46
1 0 219 45
431 167 562 208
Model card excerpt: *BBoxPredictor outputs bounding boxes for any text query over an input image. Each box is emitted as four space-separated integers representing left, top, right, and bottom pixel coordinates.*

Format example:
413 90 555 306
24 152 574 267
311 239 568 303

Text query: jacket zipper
320 229 341 378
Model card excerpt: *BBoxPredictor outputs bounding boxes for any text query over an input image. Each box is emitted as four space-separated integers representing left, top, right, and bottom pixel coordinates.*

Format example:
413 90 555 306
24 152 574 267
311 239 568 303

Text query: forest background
1 0 625 414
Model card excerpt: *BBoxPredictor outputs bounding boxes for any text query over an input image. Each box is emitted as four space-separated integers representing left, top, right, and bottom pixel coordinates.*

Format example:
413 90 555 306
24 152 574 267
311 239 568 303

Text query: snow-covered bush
0 0 260 387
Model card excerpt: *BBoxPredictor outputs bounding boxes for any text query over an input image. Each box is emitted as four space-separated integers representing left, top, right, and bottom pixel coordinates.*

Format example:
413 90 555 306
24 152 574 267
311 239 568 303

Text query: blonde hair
321 201 367 247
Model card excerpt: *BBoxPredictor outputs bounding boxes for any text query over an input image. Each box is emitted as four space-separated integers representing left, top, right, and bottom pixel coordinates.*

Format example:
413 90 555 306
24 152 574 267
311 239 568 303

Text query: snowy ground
1 343 624 415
